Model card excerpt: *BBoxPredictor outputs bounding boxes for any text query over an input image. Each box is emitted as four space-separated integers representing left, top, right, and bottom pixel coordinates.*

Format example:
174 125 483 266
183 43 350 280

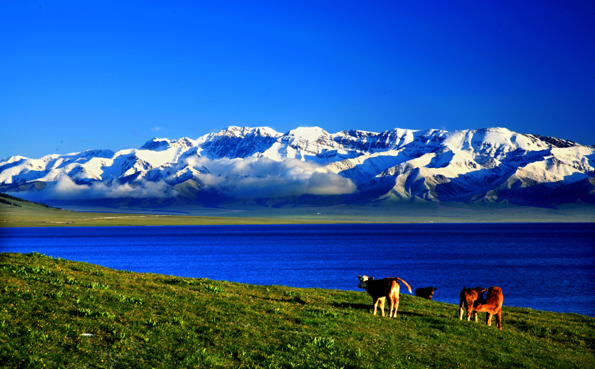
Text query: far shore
1 196 594 227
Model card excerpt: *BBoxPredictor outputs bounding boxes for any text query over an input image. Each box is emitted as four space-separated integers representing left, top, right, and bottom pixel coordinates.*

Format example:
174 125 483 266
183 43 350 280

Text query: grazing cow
357 275 412 318
476 288 486 303
472 287 504 330
415 287 437 300
458 286 487 321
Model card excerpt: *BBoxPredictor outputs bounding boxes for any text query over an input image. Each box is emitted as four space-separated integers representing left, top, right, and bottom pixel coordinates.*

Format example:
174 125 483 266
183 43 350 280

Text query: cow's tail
397 278 413 294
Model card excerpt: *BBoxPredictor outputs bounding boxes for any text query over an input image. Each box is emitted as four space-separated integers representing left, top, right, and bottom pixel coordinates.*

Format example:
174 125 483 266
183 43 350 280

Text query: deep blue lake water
1 223 594 317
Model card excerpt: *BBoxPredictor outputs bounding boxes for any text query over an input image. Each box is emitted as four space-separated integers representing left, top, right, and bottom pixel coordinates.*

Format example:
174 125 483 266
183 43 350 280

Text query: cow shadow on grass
332 302 425 317
333 302 370 310
394 310 426 317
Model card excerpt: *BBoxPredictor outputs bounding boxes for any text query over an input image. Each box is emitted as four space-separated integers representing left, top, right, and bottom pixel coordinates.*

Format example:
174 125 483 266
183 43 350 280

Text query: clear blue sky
1 0 594 159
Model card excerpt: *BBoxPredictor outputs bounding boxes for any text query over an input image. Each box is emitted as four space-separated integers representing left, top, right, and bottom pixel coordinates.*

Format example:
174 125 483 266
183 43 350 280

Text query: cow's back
460 288 478 304
367 278 398 299
486 287 504 307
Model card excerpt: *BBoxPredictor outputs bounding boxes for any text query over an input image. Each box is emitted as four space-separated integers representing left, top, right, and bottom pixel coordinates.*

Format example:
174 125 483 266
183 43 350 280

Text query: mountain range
1 126 594 210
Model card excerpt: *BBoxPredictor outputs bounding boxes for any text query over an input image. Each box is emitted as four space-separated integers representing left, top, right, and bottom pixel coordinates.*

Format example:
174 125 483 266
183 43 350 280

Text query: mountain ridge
1 126 594 210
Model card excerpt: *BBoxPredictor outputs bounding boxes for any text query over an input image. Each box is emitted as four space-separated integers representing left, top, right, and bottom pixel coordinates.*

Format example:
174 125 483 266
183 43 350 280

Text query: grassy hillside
1 252 593 368
0 194 350 227
2 194 595 227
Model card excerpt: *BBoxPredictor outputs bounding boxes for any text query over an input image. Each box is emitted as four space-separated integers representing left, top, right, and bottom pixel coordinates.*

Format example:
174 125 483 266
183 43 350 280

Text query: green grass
3 190 595 227
1 252 593 368
3 191 595 227
0 196 354 227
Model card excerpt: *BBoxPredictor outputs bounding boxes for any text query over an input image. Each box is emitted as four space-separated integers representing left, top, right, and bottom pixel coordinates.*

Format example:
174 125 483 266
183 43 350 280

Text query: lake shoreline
2 223 594 317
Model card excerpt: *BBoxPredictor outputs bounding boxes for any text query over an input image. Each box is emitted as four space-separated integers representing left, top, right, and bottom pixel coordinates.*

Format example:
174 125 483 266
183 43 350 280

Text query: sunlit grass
0 200 353 227
2 193 594 227
1 252 593 368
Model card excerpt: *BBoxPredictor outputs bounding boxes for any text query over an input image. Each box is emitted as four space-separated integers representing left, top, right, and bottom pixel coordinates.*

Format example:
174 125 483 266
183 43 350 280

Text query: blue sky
1 0 594 159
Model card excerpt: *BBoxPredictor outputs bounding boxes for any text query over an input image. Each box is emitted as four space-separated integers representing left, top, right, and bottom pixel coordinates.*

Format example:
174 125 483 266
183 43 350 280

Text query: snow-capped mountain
1 126 594 208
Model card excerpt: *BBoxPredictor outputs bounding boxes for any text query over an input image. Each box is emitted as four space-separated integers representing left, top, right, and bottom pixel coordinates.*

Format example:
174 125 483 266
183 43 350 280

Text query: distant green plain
0 202 345 227
1 193 594 227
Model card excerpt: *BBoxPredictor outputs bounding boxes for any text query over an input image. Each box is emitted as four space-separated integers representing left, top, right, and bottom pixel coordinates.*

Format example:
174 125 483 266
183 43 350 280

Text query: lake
1 223 594 317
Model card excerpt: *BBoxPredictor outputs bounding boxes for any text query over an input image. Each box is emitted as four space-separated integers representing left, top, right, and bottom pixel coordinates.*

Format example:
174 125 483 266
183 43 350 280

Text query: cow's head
461 286 486 296
357 275 374 289
461 286 487 304
473 286 487 300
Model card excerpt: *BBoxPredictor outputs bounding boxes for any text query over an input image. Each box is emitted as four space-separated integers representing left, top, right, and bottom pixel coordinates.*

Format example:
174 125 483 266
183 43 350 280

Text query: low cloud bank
185 157 356 198
19 175 177 202
14 157 357 202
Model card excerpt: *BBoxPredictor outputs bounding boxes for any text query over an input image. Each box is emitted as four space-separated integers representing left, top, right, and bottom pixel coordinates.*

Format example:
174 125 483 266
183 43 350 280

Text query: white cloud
17 157 357 203
184 156 357 198
21 174 176 201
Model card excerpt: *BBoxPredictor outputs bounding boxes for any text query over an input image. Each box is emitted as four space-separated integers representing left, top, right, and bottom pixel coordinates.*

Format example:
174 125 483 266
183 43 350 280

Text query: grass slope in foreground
1 253 594 368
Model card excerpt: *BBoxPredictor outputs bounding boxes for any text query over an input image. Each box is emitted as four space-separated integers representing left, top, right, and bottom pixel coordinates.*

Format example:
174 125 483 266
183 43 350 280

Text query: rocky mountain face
1 126 593 208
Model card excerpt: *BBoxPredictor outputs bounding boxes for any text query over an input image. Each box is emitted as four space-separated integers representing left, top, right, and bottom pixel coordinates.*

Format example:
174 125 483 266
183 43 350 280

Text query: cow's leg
459 302 465 320
465 299 474 321
374 298 385 316
392 297 400 318
388 296 394 318
466 305 474 321
388 293 397 318
486 312 493 326
496 311 502 330
473 311 478 323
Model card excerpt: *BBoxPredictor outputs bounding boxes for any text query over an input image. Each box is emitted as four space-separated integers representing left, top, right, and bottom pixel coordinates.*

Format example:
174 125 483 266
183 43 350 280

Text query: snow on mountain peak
140 138 171 151
140 137 196 151
287 126 329 141
214 126 280 138
1 125 593 208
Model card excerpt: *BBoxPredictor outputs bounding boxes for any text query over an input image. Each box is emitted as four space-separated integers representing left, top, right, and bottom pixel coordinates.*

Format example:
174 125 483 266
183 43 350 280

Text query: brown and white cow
357 275 412 318
472 286 504 329
458 286 487 321
415 286 437 300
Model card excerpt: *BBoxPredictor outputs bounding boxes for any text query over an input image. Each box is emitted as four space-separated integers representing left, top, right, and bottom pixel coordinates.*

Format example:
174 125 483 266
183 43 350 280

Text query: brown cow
472 287 504 329
415 287 437 300
458 286 487 321
357 275 412 318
